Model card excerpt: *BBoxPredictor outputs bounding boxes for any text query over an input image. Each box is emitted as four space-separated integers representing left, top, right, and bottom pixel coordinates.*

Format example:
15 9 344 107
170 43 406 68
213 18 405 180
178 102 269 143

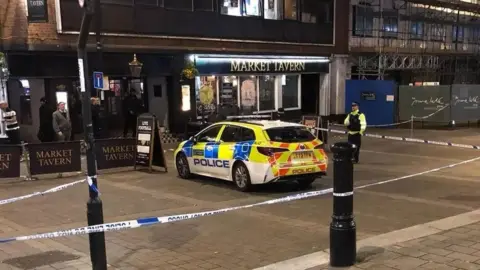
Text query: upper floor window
220 0 261 16
164 0 192 10
453 25 464 42
264 0 283 20
301 0 331 23
469 27 480 43
430 24 445 41
284 0 298 20
382 16 398 38
410 21 423 39
353 5 373 36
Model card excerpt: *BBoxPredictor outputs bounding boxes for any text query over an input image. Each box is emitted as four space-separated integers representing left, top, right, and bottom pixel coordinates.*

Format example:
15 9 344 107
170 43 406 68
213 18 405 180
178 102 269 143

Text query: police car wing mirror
190 136 197 144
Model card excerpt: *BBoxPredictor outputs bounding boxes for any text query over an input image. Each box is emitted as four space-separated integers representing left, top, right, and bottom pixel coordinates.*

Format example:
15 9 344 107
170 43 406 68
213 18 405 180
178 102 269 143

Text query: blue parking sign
93 71 103 89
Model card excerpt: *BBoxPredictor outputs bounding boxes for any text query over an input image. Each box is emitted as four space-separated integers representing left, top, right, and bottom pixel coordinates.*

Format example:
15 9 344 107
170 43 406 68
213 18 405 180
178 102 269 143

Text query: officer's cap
351 102 359 106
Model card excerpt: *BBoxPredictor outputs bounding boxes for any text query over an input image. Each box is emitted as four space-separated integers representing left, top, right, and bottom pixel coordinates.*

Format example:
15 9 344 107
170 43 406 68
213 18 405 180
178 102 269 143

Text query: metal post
77 0 107 269
330 142 356 267
95 0 103 93
410 115 414 138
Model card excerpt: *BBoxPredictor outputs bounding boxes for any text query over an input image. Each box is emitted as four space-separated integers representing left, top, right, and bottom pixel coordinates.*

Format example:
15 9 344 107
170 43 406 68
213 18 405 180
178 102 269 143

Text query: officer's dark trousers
347 133 361 162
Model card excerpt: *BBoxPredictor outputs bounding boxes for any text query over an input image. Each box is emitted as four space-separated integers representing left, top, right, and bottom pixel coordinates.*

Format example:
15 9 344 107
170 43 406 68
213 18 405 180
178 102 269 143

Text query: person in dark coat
91 97 104 139
122 90 142 137
37 97 55 142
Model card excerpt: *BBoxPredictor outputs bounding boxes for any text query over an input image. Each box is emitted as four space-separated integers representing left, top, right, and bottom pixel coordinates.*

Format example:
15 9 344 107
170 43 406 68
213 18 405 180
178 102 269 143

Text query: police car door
217 125 242 179
191 125 223 175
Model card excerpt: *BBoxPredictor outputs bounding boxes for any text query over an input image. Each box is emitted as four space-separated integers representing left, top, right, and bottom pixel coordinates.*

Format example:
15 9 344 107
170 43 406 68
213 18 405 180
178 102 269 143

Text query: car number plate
293 151 313 160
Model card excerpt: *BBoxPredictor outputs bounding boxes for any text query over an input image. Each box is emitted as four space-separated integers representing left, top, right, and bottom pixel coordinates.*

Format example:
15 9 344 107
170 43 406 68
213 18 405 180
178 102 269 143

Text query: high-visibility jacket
344 110 367 135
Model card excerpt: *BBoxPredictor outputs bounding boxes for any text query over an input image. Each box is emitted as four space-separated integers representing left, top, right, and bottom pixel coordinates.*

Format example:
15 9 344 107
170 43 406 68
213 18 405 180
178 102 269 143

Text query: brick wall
0 0 344 55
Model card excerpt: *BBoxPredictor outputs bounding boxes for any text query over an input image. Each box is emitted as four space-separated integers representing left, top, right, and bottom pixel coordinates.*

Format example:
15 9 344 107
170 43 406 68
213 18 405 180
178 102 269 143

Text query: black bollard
330 142 356 267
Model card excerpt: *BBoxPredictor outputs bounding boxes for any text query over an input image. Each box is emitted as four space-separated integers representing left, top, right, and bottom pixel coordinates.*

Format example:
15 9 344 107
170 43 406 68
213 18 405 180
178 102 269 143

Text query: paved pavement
0 128 480 269
308 218 480 270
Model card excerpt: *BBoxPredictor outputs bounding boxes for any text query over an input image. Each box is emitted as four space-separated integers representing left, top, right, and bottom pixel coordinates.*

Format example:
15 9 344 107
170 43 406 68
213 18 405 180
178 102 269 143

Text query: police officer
344 102 367 163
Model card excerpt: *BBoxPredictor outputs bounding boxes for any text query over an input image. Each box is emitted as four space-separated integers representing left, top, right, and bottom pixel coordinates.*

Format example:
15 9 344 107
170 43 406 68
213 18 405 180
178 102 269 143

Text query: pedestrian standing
38 97 55 142
344 102 367 164
52 102 72 142
122 89 142 137
0 100 20 145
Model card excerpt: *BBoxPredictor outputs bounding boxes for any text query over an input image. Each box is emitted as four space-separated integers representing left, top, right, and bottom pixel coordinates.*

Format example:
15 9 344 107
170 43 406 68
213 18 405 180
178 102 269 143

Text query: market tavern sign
230 60 306 72
195 58 328 74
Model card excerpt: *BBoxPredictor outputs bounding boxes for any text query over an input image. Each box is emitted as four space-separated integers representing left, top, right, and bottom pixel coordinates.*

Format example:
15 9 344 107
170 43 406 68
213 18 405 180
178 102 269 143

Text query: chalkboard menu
220 82 235 105
134 113 167 172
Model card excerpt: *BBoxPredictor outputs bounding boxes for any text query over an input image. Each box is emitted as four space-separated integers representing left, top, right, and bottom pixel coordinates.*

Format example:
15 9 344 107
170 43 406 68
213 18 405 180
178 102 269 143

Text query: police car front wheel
233 162 252 192
176 153 192 179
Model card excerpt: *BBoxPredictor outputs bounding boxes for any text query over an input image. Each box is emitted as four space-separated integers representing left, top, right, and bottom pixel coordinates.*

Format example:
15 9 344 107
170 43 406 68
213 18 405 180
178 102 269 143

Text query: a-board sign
95 138 136 170
0 145 21 178
302 115 321 137
27 141 82 175
134 113 168 172
301 115 328 143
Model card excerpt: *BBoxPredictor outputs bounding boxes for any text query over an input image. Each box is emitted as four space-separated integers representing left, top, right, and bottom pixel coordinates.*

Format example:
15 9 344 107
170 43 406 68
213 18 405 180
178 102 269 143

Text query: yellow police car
174 120 328 192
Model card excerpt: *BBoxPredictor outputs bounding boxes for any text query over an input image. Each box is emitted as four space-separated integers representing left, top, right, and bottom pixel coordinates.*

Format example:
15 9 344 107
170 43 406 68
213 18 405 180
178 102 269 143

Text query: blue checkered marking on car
182 140 194 157
233 140 255 161
204 142 220 159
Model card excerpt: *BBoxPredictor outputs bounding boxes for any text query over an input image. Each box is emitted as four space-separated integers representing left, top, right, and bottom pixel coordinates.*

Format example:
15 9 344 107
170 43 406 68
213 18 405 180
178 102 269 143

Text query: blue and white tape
0 179 85 206
318 128 480 150
3 154 480 243
0 175 100 206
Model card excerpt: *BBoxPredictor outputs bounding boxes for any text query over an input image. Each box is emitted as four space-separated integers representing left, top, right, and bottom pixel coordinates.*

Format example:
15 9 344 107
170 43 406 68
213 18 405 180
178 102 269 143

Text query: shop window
353 5 373 36
382 16 398 38
453 25 464 42
282 75 299 109
300 0 323 23
221 0 260 16
430 24 445 41
469 27 480 43
284 0 297 19
164 0 192 10
264 0 282 20
194 0 215 11
196 76 217 118
219 76 238 107
411 21 423 39
221 0 241 16
258 75 275 111
239 76 257 114
243 0 261 16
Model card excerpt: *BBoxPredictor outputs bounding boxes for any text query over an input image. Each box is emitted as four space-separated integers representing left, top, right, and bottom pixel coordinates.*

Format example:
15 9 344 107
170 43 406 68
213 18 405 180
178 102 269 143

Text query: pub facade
0 0 350 139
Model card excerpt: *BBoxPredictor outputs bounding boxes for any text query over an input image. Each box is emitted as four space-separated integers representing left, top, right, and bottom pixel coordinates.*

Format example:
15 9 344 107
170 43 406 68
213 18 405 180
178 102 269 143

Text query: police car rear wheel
176 153 191 179
297 177 316 189
233 163 252 192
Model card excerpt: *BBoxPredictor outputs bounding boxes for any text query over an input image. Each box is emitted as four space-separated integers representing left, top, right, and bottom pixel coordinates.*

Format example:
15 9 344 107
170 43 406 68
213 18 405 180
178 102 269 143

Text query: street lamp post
77 0 108 269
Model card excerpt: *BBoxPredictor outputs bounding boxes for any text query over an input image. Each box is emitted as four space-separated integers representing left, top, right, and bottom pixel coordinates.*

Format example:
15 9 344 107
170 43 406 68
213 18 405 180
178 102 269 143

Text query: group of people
0 89 144 145
37 97 106 143
0 97 107 145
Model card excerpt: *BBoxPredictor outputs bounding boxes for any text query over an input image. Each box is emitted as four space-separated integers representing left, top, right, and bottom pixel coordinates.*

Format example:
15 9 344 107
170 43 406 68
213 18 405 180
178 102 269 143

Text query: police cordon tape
0 177 99 206
317 128 480 150
2 154 480 243
0 179 85 206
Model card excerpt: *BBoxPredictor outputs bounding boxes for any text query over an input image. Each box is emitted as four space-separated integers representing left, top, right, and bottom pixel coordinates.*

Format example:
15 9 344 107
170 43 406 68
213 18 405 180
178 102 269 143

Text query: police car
174 120 328 192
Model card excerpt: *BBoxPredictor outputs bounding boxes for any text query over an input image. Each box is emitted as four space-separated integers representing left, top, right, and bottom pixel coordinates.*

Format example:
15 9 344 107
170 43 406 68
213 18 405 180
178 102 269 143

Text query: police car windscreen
265 127 315 143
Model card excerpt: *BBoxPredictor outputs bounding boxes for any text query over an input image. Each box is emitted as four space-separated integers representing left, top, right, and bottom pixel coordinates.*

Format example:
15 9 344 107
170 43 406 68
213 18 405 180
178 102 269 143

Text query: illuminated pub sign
194 55 329 74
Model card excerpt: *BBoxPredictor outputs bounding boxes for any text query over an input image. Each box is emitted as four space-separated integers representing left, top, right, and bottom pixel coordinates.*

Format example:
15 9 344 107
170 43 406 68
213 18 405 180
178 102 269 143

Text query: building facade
349 0 480 84
0 0 350 140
